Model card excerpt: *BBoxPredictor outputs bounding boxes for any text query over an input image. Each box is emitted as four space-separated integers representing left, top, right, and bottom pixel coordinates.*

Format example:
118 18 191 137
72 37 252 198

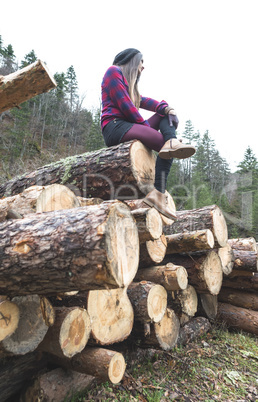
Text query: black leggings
121 114 176 193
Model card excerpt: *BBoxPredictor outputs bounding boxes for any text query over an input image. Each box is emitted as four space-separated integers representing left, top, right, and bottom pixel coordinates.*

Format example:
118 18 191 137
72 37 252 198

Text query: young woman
101 48 195 219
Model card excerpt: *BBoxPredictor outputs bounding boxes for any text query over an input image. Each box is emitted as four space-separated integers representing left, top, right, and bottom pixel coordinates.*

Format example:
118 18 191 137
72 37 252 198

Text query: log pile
0 141 257 401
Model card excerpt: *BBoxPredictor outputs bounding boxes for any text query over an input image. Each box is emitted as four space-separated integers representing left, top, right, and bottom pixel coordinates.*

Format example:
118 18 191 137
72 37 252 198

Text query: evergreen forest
1 35 257 240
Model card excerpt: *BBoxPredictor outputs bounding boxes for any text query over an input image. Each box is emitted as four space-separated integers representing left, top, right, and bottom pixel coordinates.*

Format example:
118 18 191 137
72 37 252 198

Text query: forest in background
0 35 257 240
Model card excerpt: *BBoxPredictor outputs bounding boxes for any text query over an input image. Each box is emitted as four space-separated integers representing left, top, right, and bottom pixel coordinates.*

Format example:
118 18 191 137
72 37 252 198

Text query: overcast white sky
1 0 257 171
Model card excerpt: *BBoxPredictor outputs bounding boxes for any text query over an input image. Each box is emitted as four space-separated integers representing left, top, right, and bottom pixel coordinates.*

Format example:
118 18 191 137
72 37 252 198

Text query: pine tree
20 50 37 68
65 65 78 110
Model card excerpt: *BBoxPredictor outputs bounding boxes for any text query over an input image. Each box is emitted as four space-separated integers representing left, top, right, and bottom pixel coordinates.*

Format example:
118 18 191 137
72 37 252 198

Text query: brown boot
159 138 196 160
143 188 177 220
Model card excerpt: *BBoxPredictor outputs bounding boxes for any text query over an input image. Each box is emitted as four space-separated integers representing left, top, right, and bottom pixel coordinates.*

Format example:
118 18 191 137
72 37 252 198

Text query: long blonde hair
118 52 143 109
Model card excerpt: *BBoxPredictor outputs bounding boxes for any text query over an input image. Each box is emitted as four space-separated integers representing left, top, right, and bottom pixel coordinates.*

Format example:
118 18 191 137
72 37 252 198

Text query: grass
67 325 258 401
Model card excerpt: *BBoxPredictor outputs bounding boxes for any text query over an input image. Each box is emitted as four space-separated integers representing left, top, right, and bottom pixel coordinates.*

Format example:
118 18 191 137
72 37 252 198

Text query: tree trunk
0 351 47 402
135 262 188 291
228 237 258 252
164 250 223 295
0 201 139 296
127 281 167 323
218 288 258 311
139 234 167 267
0 60 56 113
222 271 258 291
166 229 215 254
0 295 52 356
217 302 258 335
133 308 180 350
215 243 234 275
0 141 156 200
77 196 103 206
47 347 126 384
232 250 258 272
21 368 94 402
177 317 211 346
167 285 198 324
163 205 228 248
39 307 91 358
0 298 20 342
131 207 163 243
0 184 80 222
87 288 134 345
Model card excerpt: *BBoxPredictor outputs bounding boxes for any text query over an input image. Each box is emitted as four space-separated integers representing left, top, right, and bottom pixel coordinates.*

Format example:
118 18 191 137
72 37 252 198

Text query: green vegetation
66 326 258 401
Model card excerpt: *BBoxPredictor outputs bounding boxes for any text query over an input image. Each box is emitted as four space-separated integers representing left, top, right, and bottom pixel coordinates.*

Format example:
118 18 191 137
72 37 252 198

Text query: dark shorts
102 118 134 147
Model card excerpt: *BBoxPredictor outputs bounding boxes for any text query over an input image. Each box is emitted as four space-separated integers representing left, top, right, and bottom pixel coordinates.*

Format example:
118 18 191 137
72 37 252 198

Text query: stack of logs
0 140 257 401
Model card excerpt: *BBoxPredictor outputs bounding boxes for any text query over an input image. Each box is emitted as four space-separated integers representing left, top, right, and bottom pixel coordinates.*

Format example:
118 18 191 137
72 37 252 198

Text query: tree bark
166 229 215 254
0 60 56 113
0 201 139 296
0 295 52 356
0 184 80 222
177 317 211 346
39 307 91 358
232 250 258 272
218 288 258 311
228 237 258 252
217 302 258 335
139 234 167 267
164 250 223 295
167 285 198 324
47 347 126 384
131 207 163 243
0 298 20 342
133 308 180 351
163 205 228 248
77 196 103 206
135 262 188 291
127 281 167 323
0 351 47 402
21 368 95 402
222 271 258 291
0 140 156 200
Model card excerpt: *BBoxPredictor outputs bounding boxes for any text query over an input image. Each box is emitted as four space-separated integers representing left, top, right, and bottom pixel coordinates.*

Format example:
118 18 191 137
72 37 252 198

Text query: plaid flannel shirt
101 65 168 130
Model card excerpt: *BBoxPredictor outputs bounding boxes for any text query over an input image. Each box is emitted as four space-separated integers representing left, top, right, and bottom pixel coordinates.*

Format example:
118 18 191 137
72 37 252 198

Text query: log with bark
134 262 188 291
139 234 167 267
222 271 258 291
0 201 139 296
217 302 258 335
177 317 212 346
232 250 258 272
127 281 167 323
131 207 163 243
0 295 53 357
166 229 215 254
0 60 56 113
133 308 180 351
218 288 258 311
21 368 95 402
0 184 80 222
228 237 258 252
77 196 103 206
46 347 126 384
0 297 19 342
0 140 156 199
164 250 223 295
163 205 228 248
39 307 91 358
167 285 198 325
0 351 47 402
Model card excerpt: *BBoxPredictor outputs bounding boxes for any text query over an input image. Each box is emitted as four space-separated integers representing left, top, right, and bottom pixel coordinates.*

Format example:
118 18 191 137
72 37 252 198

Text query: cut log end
154 308 180 350
217 243 234 275
212 206 228 247
159 191 176 226
146 234 167 265
0 300 20 341
105 202 139 287
108 351 126 384
203 251 223 295
36 184 80 212
59 308 91 358
147 284 167 323
130 141 156 195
